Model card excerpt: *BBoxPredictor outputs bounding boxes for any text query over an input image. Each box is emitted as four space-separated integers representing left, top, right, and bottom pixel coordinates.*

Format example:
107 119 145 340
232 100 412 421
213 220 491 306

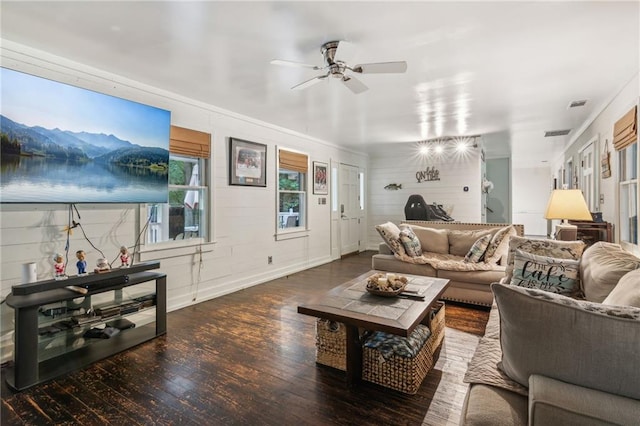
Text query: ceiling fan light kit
271 40 407 94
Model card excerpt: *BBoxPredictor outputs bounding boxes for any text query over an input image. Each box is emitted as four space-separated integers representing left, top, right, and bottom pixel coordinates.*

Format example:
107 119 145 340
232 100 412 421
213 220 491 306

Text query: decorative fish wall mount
384 183 402 190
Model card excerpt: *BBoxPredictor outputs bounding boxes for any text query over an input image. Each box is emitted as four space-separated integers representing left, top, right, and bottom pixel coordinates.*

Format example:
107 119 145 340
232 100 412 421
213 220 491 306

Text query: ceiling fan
271 40 407 94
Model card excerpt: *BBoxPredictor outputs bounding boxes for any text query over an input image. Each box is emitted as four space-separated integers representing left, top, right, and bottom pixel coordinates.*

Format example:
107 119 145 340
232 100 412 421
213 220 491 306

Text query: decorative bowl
366 273 408 297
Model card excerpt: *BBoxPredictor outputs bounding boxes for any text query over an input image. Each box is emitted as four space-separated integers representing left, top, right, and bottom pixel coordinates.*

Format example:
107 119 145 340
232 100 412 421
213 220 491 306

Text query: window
147 126 210 244
278 149 308 231
619 142 637 245
614 105 638 247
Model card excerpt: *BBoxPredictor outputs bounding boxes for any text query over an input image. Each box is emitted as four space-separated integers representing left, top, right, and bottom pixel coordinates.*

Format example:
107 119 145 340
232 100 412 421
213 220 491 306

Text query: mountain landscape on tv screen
0 114 170 203
1 115 168 165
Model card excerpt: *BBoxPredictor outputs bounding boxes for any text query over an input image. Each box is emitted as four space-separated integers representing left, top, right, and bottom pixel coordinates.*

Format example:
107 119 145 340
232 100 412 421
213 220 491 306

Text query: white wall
0 41 367 362
553 72 639 253
367 142 482 249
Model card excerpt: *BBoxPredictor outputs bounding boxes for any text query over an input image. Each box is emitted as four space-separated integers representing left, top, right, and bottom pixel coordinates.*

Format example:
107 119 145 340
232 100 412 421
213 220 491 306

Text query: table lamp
544 189 593 240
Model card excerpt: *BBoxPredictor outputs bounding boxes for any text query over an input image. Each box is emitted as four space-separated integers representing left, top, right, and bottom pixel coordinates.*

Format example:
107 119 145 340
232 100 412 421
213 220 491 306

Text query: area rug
421 327 480 426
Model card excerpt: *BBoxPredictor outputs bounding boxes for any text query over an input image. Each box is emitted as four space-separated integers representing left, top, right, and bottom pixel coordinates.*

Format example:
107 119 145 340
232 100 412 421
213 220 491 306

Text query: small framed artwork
229 138 267 187
313 161 328 195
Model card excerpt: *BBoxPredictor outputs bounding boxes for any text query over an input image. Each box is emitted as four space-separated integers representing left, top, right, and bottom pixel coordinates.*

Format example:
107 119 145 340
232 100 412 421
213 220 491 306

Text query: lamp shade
544 189 593 221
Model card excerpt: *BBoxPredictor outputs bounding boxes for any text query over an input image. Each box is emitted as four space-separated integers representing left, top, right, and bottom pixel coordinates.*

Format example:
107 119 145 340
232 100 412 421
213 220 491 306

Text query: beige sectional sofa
461 240 640 426
372 221 525 306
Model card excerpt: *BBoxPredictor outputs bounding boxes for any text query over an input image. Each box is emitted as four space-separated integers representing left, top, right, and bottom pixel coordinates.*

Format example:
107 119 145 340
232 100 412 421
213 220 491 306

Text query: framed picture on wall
229 138 267 187
313 161 328 194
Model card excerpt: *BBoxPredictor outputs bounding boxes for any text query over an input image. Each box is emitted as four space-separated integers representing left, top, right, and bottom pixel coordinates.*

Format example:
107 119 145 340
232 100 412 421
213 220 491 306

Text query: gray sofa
461 240 640 426
372 221 525 306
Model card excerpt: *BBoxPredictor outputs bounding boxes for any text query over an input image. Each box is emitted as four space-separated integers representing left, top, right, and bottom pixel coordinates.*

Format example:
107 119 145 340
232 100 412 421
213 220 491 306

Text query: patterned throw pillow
399 227 423 257
375 222 406 256
504 236 585 282
483 225 517 264
464 234 492 263
510 249 580 296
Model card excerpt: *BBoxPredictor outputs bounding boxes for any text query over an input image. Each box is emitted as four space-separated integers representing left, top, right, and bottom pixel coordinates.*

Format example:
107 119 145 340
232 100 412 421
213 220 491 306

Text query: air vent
544 129 572 137
568 99 588 108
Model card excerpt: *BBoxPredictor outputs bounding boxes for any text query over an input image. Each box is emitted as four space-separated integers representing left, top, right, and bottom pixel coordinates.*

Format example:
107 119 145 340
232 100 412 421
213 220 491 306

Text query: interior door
330 160 341 260
339 163 360 256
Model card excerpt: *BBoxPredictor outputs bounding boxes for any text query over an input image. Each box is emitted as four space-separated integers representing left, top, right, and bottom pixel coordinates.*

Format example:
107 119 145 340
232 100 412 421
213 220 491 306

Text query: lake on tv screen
0 156 169 203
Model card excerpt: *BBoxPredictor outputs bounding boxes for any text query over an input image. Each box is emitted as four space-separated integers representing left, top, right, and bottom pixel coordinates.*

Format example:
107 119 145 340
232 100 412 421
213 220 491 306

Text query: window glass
278 169 305 229
148 155 207 243
619 143 638 245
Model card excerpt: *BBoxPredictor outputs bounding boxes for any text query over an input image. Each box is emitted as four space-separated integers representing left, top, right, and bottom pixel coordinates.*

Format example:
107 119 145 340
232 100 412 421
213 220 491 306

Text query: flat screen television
0 67 171 203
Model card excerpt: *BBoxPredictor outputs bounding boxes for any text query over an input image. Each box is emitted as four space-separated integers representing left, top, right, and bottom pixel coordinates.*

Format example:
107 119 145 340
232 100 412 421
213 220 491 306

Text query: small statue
119 246 130 268
76 250 87 275
95 257 111 273
53 253 67 280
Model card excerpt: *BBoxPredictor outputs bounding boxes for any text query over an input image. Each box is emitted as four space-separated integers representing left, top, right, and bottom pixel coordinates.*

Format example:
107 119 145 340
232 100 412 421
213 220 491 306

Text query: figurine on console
76 250 87 275
94 257 111 273
53 253 67 280
119 246 130 268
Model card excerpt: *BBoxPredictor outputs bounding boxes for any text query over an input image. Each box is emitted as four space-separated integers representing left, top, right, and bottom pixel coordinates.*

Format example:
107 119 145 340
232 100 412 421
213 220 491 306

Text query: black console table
5 261 166 391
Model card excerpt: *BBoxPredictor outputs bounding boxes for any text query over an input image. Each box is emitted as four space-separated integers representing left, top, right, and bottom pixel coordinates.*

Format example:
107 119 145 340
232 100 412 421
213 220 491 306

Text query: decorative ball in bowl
366 273 408 297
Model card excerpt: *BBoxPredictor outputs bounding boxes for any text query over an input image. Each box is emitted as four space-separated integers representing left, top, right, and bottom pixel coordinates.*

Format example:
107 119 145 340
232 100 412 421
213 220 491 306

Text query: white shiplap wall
366 142 482 249
0 41 367 362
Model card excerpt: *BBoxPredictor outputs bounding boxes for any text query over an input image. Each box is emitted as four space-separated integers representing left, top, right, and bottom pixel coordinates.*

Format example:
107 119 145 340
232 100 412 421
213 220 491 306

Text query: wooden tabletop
297 270 450 337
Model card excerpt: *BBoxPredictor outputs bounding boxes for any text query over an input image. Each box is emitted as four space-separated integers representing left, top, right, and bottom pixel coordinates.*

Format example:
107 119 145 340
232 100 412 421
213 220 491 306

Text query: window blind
613 105 637 151
170 125 211 158
279 149 308 173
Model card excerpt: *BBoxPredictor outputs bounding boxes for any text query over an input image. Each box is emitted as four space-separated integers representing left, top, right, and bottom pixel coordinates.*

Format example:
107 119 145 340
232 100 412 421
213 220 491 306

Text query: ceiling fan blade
271 59 321 70
352 61 407 74
334 40 357 63
341 75 368 94
291 74 327 90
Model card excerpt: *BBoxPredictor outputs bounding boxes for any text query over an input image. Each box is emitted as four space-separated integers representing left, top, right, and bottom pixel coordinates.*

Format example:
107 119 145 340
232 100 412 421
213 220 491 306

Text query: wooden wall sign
416 167 441 183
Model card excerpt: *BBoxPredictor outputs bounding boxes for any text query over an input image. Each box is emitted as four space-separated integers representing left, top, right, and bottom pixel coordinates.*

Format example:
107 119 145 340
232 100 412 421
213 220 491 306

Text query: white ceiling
1 1 639 166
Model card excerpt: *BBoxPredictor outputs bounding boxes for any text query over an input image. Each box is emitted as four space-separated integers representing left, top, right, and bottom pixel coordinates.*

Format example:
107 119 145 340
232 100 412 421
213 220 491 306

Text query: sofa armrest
529 374 640 426
378 242 392 255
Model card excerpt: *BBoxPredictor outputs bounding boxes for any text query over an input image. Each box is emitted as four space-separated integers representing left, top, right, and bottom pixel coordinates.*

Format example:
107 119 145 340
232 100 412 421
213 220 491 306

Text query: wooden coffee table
297 270 450 386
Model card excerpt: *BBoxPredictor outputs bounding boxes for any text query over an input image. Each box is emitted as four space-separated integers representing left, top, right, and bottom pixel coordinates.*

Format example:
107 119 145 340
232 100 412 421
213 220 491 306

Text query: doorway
330 161 365 259
580 136 598 211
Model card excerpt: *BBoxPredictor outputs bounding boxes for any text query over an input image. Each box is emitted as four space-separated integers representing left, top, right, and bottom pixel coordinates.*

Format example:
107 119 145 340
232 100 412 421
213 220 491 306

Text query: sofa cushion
437 268 506 286
375 222 406 256
372 254 438 277
407 225 449 254
504 236 585 283
449 229 494 257
581 241 640 303
398 227 422 257
528 374 640 426
510 249 580 297
603 268 640 308
484 225 517 265
493 283 640 400
461 384 527 426
464 234 492 263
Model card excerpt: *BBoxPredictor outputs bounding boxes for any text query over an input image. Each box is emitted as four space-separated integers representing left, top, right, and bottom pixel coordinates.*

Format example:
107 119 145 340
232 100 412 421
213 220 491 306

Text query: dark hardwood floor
1 251 489 425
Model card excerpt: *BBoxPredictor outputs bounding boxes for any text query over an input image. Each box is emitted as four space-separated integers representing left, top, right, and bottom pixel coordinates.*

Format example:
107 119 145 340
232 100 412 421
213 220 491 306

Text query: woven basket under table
315 318 347 371
362 301 446 394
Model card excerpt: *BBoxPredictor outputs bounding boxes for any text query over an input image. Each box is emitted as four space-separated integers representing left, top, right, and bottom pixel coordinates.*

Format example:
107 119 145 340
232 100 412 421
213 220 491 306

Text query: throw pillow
603 268 640 308
580 241 640 303
408 226 450 254
448 229 494 257
492 283 640 400
504 236 585 283
483 225 517 265
464 234 492 263
375 222 406 256
399 227 422 257
510 249 580 297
